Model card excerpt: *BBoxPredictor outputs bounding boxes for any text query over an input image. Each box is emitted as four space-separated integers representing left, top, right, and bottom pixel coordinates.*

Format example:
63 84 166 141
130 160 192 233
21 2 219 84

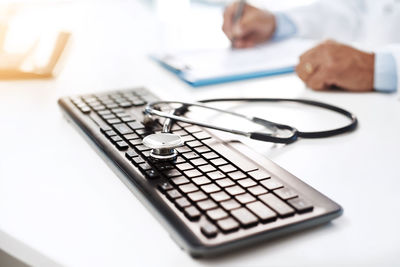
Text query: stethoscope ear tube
199 98 358 140
145 98 358 144
249 131 298 144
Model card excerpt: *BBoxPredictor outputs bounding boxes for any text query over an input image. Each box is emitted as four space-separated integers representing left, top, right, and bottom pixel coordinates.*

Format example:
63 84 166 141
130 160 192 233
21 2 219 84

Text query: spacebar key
204 141 258 172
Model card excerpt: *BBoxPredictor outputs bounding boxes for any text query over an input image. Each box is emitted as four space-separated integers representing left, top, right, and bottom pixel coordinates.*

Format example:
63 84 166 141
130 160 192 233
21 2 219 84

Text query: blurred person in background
222 0 399 93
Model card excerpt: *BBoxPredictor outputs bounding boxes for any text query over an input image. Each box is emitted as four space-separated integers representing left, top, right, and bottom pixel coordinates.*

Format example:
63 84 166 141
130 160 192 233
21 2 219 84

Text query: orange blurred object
0 23 70 79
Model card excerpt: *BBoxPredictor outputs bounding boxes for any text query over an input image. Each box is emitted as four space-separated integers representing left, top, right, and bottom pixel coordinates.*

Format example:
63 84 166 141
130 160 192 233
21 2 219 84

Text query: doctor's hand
296 40 375 92
222 3 276 48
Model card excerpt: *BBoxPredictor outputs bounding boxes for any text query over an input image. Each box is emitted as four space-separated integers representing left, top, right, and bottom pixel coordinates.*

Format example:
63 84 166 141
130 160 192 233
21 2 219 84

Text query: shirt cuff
271 12 297 41
374 53 398 93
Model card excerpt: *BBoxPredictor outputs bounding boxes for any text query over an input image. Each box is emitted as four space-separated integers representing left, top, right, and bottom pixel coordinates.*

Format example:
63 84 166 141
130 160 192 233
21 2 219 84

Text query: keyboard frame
58 88 343 257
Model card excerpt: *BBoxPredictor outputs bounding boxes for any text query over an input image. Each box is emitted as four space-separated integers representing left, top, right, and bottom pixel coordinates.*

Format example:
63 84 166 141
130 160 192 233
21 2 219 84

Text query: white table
1 1 399 266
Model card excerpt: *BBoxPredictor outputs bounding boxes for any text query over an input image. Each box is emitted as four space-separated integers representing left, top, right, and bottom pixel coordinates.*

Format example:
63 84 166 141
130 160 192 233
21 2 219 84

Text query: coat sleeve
284 0 366 42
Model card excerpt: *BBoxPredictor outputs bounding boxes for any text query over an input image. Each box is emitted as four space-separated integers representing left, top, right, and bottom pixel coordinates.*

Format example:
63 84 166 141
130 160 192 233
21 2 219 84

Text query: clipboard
152 38 315 87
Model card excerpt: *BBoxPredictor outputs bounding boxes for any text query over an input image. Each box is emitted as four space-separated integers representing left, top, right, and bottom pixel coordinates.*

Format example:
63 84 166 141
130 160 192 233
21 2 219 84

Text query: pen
232 0 246 24
231 0 246 46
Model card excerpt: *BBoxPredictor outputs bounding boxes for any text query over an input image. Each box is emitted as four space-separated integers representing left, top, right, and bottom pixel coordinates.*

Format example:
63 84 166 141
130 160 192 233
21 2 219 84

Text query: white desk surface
1 1 399 266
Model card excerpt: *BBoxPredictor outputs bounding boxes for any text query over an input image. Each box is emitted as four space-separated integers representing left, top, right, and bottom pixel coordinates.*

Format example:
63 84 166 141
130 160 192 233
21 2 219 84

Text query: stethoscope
142 98 358 160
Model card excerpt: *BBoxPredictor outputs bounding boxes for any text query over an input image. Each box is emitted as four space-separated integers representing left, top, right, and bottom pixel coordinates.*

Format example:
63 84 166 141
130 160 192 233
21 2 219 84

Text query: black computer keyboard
58 87 342 257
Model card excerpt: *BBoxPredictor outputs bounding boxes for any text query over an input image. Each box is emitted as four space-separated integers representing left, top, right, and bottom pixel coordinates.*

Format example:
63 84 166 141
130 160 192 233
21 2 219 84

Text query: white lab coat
284 0 400 90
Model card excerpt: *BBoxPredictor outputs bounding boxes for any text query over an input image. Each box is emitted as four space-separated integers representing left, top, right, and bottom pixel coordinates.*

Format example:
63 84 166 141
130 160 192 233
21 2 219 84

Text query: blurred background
0 0 315 82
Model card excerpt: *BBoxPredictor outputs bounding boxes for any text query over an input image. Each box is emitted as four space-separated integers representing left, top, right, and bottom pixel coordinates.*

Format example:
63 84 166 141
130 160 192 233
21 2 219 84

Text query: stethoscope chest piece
142 133 184 160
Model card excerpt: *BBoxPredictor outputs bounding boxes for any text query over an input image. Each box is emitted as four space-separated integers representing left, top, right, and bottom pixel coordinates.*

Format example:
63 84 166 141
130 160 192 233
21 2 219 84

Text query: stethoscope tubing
145 98 358 144
198 98 358 138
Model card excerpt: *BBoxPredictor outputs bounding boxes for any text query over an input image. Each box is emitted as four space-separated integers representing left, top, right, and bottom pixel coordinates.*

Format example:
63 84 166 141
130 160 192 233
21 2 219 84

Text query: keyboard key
170 176 190 185
145 169 159 179
98 110 111 115
111 136 122 143
200 222 218 238
201 183 221 194
220 199 241 210
215 178 235 188
121 116 135 122
197 199 218 211
119 102 132 108
136 129 154 137
186 140 202 148
246 201 277 223
79 106 91 113
206 208 228 221
202 152 219 160
225 185 245 196
179 183 198 193
128 139 142 146
190 158 207 166
92 105 106 111
113 123 133 135
198 164 216 173
235 193 256 204
172 130 186 136
124 133 140 140
177 121 191 128
132 156 145 164
187 191 208 202
193 132 211 140
210 158 227 166
138 162 152 171
237 178 257 188
107 118 122 124
102 114 116 120
218 164 237 173
100 125 112 132
163 169 182 178
210 191 230 202
260 177 283 190
185 125 202 133
183 169 202 178
259 193 295 217
192 176 211 186
248 169 271 181
184 206 201 221
116 141 129 150
166 189 182 200
136 145 151 152
217 217 239 233
247 185 268 196
274 187 298 200
175 162 194 171
127 121 145 130
176 146 191 154
182 135 195 142
111 108 124 113
206 171 225 180
175 156 186 164
125 149 138 159
209 143 258 172
287 198 313 213
194 146 211 154
154 162 174 171
231 208 258 228
132 99 146 106
105 130 117 137
142 150 151 158
182 151 200 160
106 103 118 109
158 182 173 193
228 171 247 180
